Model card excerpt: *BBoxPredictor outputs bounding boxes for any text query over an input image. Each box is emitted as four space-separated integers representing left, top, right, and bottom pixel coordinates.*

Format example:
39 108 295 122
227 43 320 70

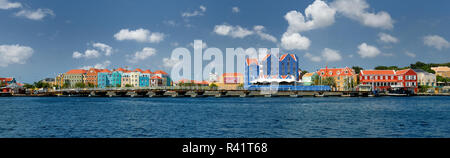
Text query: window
329 71 333 75
337 71 341 75
321 72 325 76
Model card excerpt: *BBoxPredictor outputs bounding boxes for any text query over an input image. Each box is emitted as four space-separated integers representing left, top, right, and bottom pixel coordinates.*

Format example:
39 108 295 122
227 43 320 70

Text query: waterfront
0 96 449 138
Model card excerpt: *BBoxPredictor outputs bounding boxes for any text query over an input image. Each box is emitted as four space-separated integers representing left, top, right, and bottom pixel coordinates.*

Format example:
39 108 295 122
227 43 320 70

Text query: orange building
317 67 357 91
84 68 103 87
217 73 244 90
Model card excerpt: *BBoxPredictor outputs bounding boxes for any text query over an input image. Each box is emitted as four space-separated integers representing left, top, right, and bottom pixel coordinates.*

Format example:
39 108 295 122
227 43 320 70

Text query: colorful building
301 72 318 86
130 69 142 87
317 67 357 91
64 69 87 87
431 66 450 78
360 69 418 93
97 69 112 88
111 68 125 87
279 54 299 80
140 70 152 87
217 73 244 90
55 73 64 88
0 77 16 86
413 69 436 87
244 58 259 86
84 68 103 87
153 70 170 86
121 70 132 87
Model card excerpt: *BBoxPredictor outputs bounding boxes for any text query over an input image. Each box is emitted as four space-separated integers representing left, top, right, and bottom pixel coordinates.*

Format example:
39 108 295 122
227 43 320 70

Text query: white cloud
303 48 342 62
232 7 240 13
322 48 342 62
15 8 54 20
114 28 165 43
80 60 111 70
162 58 181 68
304 53 322 62
423 35 450 50
357 43 381 58
404 51 416 58
378 32 398 43
92 42 113 56
253 25 277 43
182 5 206 17
331 0 394 29
0 0 22 10
127 47 156 63
285 0 336 33
214 24 253 38
281 32 311 50
72 49 100 59
0 44 33 67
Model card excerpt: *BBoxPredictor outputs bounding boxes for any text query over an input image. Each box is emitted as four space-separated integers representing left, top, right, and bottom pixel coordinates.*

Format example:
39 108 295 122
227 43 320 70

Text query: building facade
431 66 450 78
279 54 299 80
153 70 170 86
360 69 418 93
301 72 318 86
97 69 112 88
317 67 357 91
84 68 102 87
244 58 259 86
139 70 152 87
64 69 87 87
413 69 436 87
217 73 244 90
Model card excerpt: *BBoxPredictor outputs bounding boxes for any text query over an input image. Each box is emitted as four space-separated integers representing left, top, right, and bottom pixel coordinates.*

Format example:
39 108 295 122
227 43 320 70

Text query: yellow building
317 67 358 91
431 66 450 78
216 73 244 90
55 74 64 88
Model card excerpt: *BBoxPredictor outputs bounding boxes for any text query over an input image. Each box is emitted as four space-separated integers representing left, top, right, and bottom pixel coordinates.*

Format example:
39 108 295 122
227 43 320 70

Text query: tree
125 84 133 88
323 77 336 89
87 83 95 88
437 75 449 83
23 83 35 89
0 80 5 87
312 75 320 85
62 83 70 89
352 66 363 74
75 82 85 88
209 83 218 89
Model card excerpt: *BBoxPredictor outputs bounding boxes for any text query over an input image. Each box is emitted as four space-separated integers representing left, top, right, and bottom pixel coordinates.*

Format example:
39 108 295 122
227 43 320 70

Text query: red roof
246 58 258 65
115 68 127 72
143 69 152 74
66 69 87 74
395 69 412 75
0 78 14 82
153 70 168 75
99 69 111 73
360 70 395 75
151 76 162 79
134 68 144 72
221 72 243 76
318 67 355 77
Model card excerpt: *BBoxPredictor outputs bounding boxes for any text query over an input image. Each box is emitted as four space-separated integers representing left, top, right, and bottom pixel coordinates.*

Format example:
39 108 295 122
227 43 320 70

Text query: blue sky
0 0 449 83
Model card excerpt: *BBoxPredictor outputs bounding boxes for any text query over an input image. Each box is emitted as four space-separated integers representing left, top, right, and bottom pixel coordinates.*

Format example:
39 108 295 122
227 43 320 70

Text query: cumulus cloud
378 32 398 44
214 24 253 38
285 0 336 33
322 48 342 62
281 32 311 50
162 58 181 68
182 5 206 17
0 44 33 67
80 60 111 70
92 42 113 56
423 35 450 50
331 0 394 29
126 47 156 63
114 28 165 43
253 25 277 43
0 0 22 10
73 42 113 59
357 43 381 58
72 49 100 59
304 52 322 62
189 41 208 49
15 8 54 20
303 48 342 62
232 7 240 13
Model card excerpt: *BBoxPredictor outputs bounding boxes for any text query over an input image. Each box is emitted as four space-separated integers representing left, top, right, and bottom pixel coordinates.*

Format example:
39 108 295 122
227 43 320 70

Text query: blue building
279 54 299 80
139 70 152 87
244 58 259 86
97 69 112 88
110 68 125 88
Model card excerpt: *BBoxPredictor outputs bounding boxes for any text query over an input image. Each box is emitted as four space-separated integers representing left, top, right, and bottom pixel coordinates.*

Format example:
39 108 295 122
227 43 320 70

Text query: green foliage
87 83 95 88
322 77 336 88
238 83 244 88
125 84 133 88
62 83 70 89
410 61 450 74
374 66 408 70
352 66 363 74
418 85 433 92
312 75 320 85
0 80 5 87
209 83 218 88
437 75 450 83
33 81 50 89
75 82 85 88
23 83 35 89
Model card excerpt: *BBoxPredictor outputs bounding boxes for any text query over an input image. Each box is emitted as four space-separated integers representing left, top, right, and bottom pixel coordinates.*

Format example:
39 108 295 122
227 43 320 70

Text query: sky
0 0 449 83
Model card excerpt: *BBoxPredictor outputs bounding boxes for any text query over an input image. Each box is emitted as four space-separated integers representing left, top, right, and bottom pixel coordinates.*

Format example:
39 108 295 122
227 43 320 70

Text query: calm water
0 96 449 138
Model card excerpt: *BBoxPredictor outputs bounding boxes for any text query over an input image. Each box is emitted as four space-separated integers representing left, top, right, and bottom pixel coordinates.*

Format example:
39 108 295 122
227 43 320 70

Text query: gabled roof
143 69 153 74
134 68 144 72
151 76 162 79
246 58 258 66
360 70 395 75
66 69 87 74
279 54 298 62
0 78 14 82
302 73 315 78
115 68 127 72
153 70 168 75
99 69 111 73
221 72 243 76
395 69 413 75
